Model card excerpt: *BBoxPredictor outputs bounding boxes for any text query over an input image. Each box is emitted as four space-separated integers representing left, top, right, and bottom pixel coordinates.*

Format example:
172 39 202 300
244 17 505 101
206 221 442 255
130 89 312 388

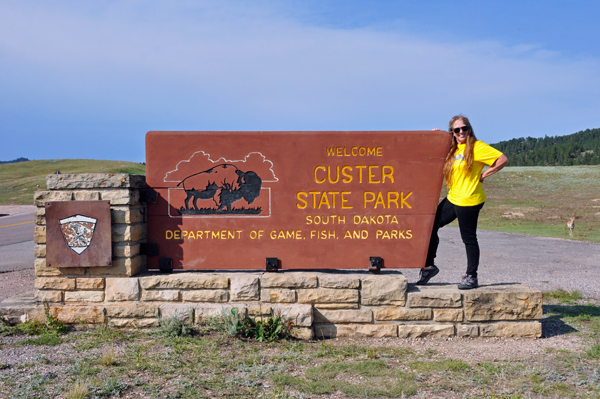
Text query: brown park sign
145 131 451 270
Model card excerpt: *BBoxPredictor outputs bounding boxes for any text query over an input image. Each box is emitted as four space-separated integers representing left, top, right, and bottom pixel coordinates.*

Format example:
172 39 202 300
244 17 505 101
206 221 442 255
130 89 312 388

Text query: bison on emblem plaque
59 214 98 254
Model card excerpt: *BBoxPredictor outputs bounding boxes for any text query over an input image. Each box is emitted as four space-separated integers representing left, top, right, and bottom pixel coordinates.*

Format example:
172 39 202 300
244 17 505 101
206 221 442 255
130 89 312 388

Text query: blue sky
1 0 599 162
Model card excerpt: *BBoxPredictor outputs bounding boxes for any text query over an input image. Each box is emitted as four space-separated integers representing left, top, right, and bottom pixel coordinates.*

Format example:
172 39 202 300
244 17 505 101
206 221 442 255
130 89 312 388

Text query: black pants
425 197 484 277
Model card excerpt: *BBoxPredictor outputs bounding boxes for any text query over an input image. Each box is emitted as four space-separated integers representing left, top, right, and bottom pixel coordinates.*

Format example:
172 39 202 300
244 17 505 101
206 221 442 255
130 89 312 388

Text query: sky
1 0 599 163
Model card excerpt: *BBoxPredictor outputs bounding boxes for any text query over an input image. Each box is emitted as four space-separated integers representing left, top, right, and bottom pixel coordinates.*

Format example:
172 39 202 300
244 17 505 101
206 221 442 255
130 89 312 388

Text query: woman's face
452 119 470 144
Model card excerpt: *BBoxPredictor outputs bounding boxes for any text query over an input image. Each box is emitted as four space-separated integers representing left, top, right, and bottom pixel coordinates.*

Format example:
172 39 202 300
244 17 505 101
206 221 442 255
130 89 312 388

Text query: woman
417 115 508 289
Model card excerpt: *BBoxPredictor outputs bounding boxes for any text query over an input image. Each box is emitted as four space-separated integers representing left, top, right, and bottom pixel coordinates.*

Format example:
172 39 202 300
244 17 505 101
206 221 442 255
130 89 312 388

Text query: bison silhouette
177 164 262 213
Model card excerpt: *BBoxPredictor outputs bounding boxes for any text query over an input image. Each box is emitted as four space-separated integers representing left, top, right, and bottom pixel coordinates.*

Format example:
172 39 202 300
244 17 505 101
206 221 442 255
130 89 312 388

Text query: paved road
0 212 35 272
402 227 600 300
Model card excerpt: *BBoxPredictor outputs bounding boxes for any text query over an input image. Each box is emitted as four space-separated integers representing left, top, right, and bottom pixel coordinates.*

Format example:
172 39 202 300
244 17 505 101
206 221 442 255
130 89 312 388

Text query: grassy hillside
444 165 600 243
0 159 145 205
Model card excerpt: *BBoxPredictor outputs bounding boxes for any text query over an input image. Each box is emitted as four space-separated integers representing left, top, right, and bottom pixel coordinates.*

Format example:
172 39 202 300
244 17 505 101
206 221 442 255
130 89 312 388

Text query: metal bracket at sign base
140 243 159 257
266 257 280 272
159 258 172 273
369 257 383 274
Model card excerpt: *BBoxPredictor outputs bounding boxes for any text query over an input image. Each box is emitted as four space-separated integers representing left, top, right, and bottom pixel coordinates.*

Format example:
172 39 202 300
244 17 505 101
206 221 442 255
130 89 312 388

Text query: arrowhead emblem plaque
59 214 98 255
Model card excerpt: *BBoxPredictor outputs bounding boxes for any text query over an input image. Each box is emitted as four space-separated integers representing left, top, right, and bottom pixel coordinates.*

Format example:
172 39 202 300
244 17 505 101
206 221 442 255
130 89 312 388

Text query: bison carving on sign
177 164 262 214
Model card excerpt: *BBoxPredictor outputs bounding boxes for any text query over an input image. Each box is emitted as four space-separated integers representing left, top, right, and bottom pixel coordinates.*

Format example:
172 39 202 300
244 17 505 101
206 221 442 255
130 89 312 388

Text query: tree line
0 157 29 165
491 128 600 166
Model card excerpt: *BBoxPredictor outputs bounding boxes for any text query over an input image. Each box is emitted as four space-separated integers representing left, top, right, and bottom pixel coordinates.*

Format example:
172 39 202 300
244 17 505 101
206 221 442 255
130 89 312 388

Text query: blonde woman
417 115 508 289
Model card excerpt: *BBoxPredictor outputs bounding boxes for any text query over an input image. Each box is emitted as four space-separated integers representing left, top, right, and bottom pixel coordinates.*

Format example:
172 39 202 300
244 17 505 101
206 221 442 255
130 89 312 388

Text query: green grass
543 289 584 304
0 159 145 205
474 165 600 243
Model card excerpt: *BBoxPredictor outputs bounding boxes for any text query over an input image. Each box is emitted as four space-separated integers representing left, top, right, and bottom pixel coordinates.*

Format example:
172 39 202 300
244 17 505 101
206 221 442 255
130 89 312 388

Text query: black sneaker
458 275 478 290
416 265 439 285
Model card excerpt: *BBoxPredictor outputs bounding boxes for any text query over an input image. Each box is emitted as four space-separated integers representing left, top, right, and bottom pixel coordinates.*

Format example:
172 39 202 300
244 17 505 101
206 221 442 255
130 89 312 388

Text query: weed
65 381 90 399
100 346 118 366
44 301 69 334
587 343 600 359
19 332 63 346
221 306 244 336
89 377 129 397
544 289 584 304
240 311 292 342
156 309 195 337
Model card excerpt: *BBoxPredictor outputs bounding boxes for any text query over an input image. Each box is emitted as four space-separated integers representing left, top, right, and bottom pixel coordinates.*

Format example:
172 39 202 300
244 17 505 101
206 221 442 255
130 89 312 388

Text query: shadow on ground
542 303 600 338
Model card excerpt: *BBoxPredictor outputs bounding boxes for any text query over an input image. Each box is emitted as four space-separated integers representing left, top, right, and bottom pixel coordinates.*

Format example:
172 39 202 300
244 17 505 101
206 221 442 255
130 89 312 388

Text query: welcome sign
146 131 451 270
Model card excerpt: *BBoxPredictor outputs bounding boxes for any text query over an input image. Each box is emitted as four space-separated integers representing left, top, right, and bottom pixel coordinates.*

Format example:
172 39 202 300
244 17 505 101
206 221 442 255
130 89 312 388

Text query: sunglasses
452 126 470 134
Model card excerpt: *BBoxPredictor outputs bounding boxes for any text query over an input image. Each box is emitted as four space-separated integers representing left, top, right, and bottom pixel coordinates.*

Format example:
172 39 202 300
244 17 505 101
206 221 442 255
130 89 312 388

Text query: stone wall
1 174 543 339
30 272 542 339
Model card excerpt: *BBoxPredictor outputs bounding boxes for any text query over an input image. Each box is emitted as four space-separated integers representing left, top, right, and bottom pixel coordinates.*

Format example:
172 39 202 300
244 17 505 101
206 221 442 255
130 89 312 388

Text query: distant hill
0 159 146 205
491 128 600 166
0 157 29 164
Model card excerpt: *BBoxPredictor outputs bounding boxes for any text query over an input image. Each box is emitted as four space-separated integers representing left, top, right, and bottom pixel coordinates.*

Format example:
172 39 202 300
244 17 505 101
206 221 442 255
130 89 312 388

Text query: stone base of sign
2 271 542 339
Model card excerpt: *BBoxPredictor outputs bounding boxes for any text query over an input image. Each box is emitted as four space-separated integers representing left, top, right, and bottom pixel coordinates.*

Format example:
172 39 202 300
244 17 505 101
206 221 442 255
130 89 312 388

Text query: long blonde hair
443 115 478 188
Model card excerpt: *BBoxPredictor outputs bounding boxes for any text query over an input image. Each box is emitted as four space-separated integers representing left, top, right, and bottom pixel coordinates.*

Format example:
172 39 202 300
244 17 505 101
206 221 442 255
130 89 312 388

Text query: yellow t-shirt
447 141 503 206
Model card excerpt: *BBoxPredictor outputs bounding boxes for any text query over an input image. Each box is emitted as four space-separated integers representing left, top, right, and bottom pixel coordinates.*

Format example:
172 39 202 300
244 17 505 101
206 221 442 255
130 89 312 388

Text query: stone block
290 327 314 340
407 290 462 308
230 275 260 301
108 318 160 329
34 245 46 258
111 206 144 224
47 173 145 189
397 324 455 338
112 224 146 242
64 291 105 302
318 275 360 289
261 289 296 303
374 307 432 321
434 308 464 322
105 278 140 301
105 303 158 318
273 304 313 327
261 273 318 288
160 304 195 322
194 304 248 324
479 322 542 338
112 243 141 258
90 256 144 277
101 189 140 205
464 287 543 321
361 275 407 306
34 190 73 206
314 303 359 309
315 323 397 338
34 207 46 225
456 324 479 338
297 289 358 304
49 305 105 324
314 308 372 324
182 290 229 302
247 304 272 315
76 278 105 290
35 277 76 290
141 290 180 302
35 290 63 303
73 191 101 201
140 274 229 290
34 226 46 244
34 258 85 277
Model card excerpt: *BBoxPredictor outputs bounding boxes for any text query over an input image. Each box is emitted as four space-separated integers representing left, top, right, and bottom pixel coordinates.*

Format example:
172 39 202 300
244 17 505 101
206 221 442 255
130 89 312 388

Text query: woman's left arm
480 154 508 182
